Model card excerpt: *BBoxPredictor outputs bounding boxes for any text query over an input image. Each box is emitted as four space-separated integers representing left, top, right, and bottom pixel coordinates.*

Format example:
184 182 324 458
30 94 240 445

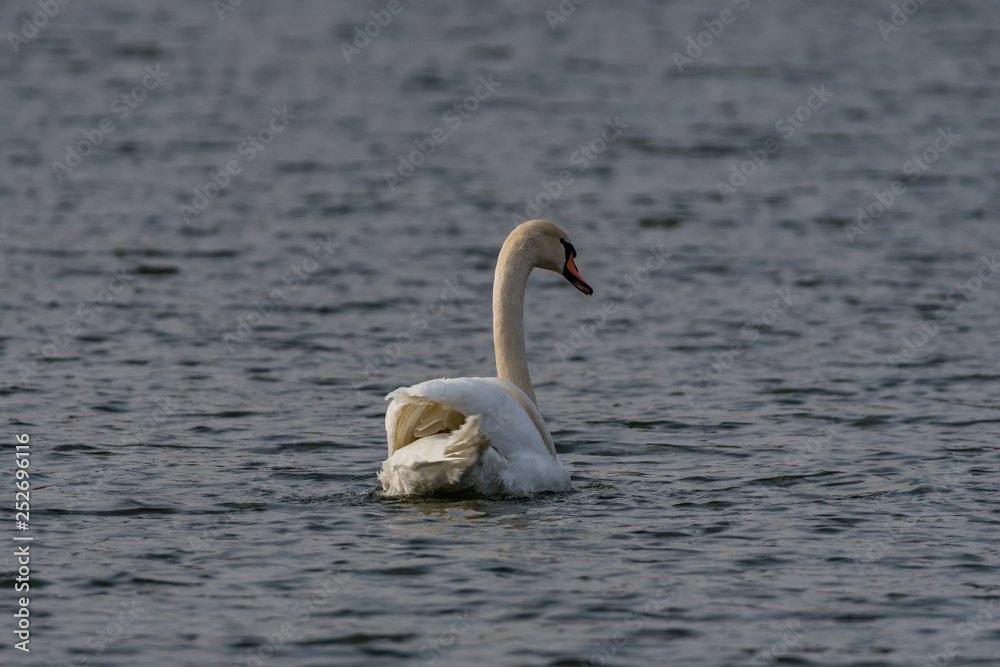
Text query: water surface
1 1 999 665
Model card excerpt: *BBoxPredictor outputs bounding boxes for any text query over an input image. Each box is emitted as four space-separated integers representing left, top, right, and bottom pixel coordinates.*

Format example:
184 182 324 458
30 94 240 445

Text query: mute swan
378 219 593 496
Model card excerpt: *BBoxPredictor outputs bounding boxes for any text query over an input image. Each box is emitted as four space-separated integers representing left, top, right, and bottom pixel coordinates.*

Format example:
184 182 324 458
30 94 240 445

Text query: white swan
378 219 593 496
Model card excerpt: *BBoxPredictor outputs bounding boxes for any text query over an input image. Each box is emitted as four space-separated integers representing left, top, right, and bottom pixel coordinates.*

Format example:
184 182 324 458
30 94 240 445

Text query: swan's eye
559 238 575 260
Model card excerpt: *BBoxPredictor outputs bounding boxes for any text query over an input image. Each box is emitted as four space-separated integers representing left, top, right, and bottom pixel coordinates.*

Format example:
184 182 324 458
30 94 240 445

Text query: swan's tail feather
379 414 493 496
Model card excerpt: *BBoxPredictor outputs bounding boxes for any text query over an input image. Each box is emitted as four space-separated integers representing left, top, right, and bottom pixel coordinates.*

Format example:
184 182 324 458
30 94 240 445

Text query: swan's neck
493 237 537 405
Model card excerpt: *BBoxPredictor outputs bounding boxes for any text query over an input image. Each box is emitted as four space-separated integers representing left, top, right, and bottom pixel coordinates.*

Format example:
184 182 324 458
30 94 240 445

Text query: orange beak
563 252 593 296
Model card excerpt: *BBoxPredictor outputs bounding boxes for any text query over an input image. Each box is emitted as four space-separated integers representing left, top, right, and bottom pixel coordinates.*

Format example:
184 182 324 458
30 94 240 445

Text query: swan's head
515 219 594 296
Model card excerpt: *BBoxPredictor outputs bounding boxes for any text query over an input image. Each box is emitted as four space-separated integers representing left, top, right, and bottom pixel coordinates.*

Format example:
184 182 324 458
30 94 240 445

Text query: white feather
379 377 571 495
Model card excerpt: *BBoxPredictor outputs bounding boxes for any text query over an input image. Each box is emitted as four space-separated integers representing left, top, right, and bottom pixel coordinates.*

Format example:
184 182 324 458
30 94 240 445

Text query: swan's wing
385 377 556 459
479 377 557 457
378 415 495 495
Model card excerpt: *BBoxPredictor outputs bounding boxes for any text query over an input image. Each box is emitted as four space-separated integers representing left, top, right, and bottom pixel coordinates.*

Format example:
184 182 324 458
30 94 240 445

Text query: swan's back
380 377 570 495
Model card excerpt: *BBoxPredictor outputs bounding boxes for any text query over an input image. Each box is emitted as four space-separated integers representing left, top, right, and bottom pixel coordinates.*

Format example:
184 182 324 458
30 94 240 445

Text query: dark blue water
2 1 999 665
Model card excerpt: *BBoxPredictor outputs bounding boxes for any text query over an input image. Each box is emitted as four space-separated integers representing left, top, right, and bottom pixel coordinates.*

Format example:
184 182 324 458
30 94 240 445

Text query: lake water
2 0 1000 665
